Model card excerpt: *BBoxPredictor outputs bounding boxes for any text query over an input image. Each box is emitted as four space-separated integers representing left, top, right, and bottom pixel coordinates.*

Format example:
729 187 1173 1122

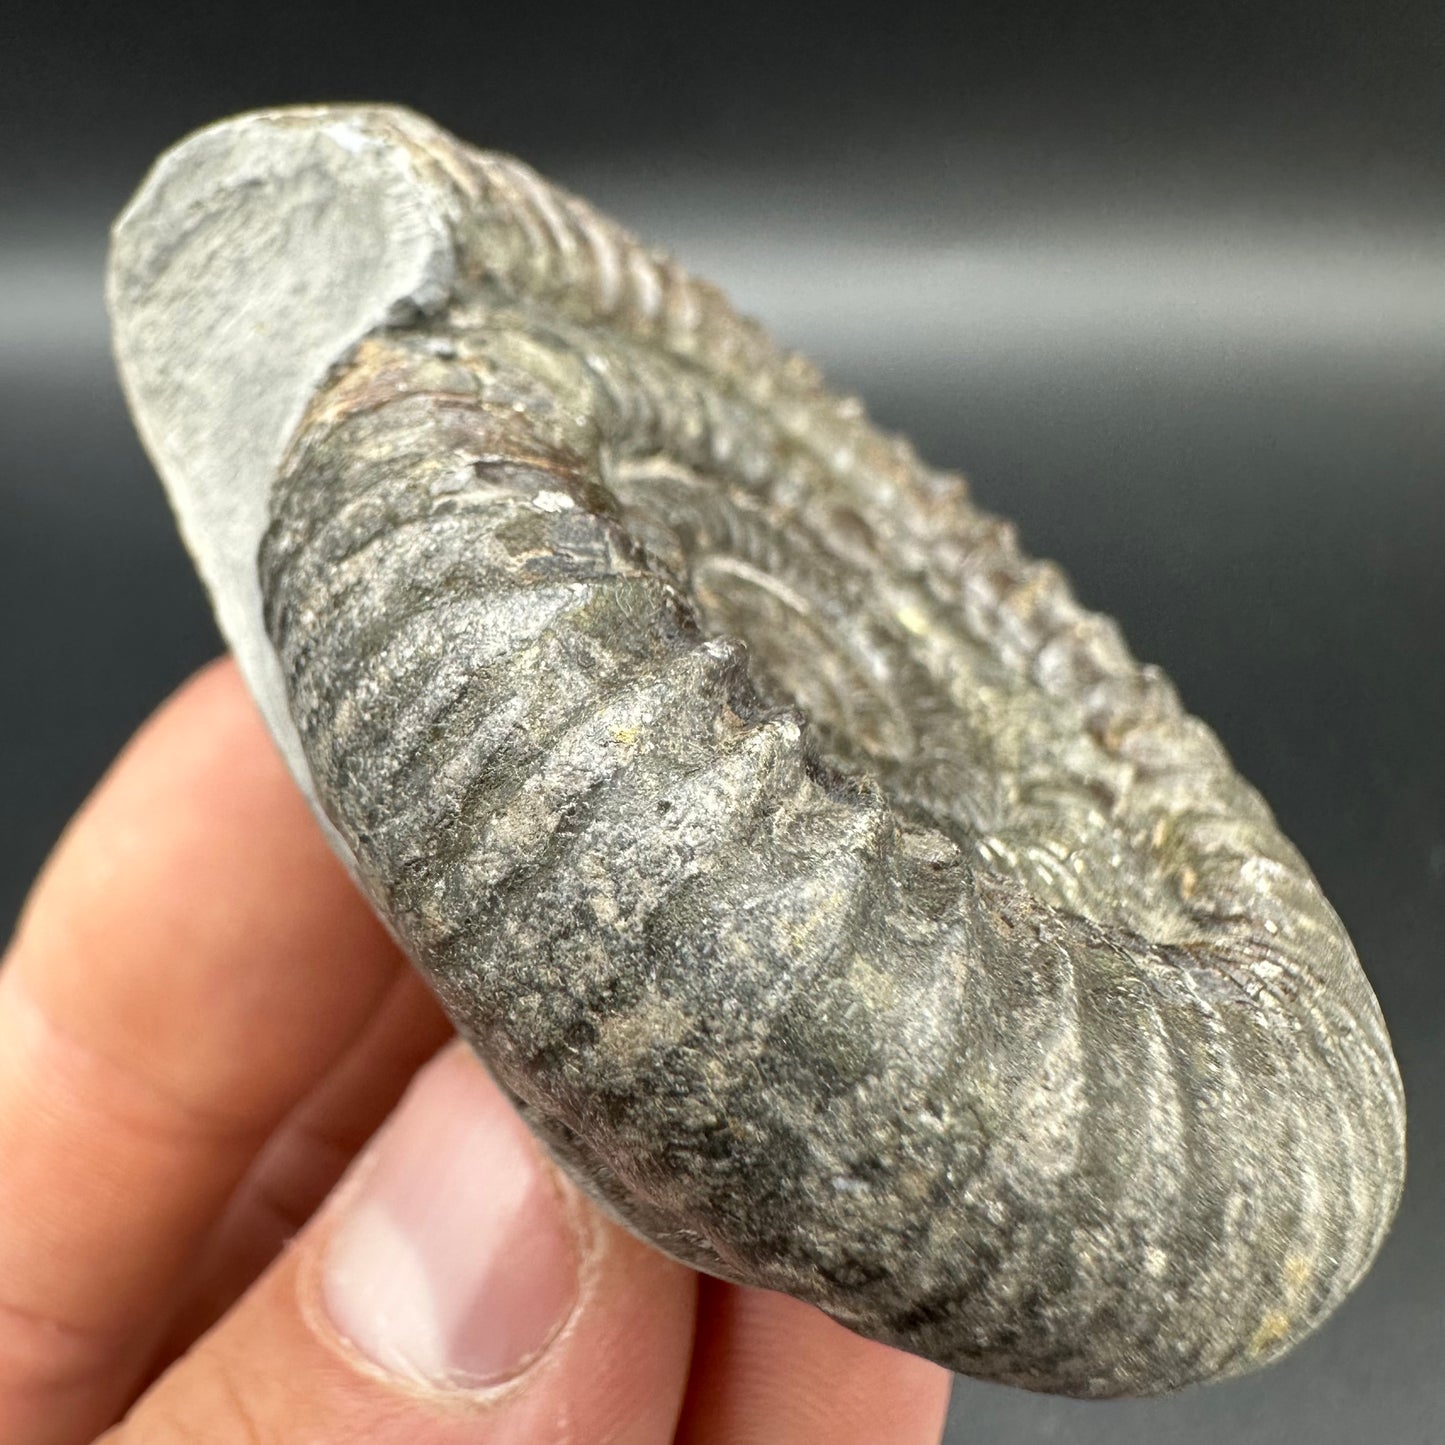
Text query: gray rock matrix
108 106 1405 1397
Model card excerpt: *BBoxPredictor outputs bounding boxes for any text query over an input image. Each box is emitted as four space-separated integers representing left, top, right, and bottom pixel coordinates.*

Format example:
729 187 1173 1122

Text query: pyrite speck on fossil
107 105 1405 1398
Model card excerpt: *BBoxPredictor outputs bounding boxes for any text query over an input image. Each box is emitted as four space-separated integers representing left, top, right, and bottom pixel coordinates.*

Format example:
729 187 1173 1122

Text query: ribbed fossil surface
108 106 1405 1398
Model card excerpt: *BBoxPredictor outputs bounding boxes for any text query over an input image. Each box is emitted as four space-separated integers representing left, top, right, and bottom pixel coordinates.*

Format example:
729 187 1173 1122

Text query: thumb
105 1043 697 1445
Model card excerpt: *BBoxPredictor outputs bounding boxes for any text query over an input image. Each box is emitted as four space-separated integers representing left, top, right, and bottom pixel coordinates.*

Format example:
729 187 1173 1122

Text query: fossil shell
107 106 1405 1398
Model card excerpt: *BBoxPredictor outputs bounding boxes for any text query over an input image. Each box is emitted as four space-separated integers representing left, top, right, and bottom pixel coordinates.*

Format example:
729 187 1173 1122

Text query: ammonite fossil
107 105 1406 1399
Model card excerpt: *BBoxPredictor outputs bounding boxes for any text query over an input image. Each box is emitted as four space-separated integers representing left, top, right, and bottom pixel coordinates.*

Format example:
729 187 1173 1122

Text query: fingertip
0 657 404 1442
116 1044 698 1445
315 1044 586 1393
11 655 294 965
677 1279 953 1445
303 1042 699 1437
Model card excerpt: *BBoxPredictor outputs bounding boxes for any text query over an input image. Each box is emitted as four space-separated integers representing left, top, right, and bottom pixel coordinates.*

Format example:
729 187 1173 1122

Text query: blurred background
2 1 1441 1438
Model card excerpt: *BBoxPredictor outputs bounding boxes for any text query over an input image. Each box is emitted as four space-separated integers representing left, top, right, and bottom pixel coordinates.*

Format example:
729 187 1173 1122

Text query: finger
158 966 453 1361
105 1044 698 1445
0 660 405 1443
675 1278 953 1445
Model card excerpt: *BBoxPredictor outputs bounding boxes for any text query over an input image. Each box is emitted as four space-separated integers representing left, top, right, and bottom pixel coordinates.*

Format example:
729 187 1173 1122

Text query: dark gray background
2 2 1441 1439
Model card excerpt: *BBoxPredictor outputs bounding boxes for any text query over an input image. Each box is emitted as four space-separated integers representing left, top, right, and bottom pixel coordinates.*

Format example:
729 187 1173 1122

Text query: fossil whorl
107 105 1405 1398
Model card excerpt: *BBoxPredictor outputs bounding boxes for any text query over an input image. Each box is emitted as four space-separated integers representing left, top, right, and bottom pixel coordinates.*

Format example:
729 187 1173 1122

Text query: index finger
0 659 405 1444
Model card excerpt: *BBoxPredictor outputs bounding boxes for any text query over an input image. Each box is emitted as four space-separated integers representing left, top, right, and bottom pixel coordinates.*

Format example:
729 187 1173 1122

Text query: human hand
0 660 953 1444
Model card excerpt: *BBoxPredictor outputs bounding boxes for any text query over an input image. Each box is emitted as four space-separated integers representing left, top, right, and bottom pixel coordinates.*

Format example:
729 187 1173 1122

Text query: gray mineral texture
107 105 1406 1398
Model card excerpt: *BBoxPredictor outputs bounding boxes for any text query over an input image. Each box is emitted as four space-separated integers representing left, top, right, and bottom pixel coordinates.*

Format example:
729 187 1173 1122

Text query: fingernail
321 1045 582 1390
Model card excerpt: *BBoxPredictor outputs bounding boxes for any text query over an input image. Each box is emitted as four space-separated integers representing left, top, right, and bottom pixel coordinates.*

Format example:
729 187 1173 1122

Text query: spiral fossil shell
107 105 1406 1397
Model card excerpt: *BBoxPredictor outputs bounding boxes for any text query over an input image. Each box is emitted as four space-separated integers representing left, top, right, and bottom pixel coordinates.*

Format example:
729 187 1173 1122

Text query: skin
0 659 953 1444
